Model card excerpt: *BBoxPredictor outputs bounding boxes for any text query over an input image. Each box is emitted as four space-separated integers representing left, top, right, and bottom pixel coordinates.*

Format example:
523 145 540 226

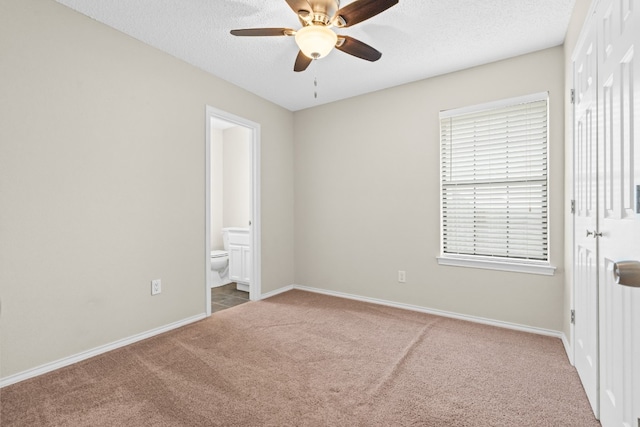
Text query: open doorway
205 106 261 316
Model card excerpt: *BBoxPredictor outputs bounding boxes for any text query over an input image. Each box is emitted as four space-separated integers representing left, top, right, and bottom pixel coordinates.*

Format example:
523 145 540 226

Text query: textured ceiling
55 0 576 111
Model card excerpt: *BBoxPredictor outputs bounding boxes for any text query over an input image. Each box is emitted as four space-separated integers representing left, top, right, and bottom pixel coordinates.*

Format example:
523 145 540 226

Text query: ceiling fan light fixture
295 25 337 59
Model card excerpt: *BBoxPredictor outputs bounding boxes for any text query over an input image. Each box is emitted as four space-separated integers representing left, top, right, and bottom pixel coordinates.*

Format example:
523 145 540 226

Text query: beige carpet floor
1 290 600 426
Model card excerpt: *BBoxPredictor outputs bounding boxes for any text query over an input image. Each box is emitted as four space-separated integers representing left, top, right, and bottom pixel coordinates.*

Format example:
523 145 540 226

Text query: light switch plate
398 271 406 283
151 279 161 295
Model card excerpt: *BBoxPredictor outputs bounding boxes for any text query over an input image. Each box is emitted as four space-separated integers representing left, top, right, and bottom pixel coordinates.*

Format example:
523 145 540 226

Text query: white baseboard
562 332 574 365
0 313 207 388
260 285 294 300
292 284 564 339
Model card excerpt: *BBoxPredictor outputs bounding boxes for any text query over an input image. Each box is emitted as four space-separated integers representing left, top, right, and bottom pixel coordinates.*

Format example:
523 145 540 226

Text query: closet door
596 0 640 425
573 21 600 416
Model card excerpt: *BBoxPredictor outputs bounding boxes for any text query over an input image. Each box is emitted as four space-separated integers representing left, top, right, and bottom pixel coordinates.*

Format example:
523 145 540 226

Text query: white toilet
210 230 231 287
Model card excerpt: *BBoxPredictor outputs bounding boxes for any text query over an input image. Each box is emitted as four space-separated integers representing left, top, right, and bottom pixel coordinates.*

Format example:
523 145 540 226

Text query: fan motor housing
303 0 340 26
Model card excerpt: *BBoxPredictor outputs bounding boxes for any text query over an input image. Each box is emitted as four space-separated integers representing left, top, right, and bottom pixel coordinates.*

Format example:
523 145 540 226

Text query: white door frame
205 106 261 316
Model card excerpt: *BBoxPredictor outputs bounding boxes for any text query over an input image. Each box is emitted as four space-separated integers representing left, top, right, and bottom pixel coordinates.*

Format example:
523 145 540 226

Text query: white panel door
574 21 600 416
597 0 640 425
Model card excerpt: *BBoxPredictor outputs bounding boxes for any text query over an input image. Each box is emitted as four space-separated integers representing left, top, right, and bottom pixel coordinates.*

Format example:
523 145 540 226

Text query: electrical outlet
398 270 406 283
151 279 161 295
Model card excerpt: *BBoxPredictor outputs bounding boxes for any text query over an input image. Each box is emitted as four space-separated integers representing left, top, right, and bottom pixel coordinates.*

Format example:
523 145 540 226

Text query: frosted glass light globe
295 25 338 59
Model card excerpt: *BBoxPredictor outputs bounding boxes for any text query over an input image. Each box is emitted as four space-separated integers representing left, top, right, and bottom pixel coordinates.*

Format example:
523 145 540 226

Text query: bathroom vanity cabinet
226 228 251 292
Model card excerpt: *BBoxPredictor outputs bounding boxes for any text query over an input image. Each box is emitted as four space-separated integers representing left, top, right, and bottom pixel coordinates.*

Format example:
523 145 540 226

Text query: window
437 92 555 275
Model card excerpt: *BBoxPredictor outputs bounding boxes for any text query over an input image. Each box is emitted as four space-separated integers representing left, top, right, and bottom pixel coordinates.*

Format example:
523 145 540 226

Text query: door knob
612 261 640 288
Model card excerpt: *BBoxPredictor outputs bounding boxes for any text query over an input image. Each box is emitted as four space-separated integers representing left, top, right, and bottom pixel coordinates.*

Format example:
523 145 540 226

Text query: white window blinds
440 93 549 262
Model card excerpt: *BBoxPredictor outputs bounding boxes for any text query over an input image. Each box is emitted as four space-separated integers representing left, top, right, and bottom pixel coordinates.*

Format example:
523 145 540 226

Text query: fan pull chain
314 76 318 99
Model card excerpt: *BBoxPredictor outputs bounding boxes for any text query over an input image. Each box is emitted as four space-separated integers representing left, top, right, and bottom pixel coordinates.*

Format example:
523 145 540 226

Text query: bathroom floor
211 283 250 313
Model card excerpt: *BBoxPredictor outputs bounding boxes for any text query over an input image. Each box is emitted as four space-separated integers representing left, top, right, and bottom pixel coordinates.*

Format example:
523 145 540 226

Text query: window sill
437 255 556 276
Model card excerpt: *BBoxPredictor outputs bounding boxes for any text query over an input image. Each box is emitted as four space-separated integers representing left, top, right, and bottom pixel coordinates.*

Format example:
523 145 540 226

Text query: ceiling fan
230 0 399 72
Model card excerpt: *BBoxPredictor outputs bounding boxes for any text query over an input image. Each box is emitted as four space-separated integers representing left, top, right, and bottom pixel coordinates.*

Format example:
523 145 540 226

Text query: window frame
437 92 556 276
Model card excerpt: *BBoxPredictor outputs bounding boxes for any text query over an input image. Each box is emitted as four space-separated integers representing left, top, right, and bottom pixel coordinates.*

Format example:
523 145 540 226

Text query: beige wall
563 0 594 343
211 128 224 250
210 125 251 250
294 46 566 331
0 0 294 378
222 127 251 229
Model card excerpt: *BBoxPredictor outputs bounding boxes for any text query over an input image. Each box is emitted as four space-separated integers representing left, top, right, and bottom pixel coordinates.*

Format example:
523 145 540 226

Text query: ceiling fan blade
230 28 293 37
294 50 312 72
284 0 312 15
336 0 399 27
335 36 382 61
